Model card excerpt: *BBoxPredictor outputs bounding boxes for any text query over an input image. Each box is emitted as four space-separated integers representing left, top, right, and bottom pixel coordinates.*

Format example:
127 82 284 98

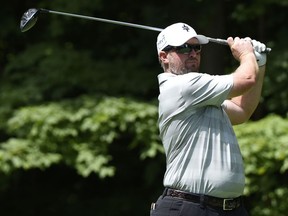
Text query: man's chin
186 66 199 72
186 63 199 72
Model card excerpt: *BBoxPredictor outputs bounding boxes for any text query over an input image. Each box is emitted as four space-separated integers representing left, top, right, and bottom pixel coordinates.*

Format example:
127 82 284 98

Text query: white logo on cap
157 34 167 50
157 35 166 46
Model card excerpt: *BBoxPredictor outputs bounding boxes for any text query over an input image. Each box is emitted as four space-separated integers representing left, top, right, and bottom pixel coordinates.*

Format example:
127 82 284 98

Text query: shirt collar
158 73 176 86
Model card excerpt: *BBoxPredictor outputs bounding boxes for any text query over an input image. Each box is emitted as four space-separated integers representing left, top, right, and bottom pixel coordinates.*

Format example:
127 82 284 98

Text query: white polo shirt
158 72 245 198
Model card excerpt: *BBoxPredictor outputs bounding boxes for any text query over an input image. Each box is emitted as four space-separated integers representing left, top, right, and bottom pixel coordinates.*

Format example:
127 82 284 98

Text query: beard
169 57 200 75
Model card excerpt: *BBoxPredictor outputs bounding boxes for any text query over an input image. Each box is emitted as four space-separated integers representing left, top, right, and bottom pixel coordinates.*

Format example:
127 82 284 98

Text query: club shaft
39 8 271 53
40 9 163 32
206 37 228 45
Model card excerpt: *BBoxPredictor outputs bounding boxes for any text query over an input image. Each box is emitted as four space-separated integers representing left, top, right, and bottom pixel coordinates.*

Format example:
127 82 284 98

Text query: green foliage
0 96 162 178
263 49 288 114
234 115 288 216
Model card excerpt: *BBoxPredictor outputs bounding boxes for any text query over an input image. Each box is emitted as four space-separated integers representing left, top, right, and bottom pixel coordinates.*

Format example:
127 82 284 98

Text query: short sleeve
181 73 233 108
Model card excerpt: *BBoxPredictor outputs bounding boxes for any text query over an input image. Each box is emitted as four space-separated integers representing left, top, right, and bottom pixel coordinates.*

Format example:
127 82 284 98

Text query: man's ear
159 51 169 63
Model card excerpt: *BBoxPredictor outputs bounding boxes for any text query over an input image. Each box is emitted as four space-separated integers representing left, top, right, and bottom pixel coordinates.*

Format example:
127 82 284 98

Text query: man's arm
224 66 266 125
224 38 267 125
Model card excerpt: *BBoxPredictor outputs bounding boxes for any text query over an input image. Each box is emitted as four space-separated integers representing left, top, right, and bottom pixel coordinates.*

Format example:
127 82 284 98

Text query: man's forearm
230 66 266 120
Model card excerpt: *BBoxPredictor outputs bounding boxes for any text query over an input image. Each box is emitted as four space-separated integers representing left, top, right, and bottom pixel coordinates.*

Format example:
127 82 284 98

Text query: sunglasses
163 43 202 54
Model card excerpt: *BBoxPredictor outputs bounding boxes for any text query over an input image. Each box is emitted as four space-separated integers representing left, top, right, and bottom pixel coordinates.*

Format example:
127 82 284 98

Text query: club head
20 8 41 32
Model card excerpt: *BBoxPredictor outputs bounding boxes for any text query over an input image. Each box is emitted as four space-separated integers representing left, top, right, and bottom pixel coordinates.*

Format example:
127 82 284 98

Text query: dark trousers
150 190 249 216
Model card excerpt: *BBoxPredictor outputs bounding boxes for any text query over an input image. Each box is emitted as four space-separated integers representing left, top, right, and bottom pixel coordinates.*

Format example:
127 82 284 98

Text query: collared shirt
158 72 245 198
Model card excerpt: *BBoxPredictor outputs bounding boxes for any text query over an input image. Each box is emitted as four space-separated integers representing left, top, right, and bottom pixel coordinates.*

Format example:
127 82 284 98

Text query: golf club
20 8 271 53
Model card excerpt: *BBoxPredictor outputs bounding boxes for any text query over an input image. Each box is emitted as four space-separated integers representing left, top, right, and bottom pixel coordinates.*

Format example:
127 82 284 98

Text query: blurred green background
0 0 288 215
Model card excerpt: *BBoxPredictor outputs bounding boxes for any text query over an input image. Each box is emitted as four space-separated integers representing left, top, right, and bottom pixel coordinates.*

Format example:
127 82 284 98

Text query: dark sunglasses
163 43 202 54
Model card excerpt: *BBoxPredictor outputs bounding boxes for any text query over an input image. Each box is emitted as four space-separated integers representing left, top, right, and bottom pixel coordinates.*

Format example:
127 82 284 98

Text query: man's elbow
231 111 253 125
249 74 258 86
230 72 258 98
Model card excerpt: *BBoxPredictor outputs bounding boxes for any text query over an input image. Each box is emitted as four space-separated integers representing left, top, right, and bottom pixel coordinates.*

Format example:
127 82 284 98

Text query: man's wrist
239 52 257 63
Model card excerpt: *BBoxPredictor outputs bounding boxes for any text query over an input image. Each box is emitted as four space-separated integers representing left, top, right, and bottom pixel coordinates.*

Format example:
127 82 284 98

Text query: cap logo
157 34 166 48
182 24 190 32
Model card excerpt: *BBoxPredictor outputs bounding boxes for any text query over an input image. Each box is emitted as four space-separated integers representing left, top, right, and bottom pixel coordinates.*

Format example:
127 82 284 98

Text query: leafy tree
0 96 162 177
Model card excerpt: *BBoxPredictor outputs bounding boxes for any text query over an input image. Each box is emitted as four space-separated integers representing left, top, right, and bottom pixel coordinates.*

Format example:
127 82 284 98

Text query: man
150 23 267 216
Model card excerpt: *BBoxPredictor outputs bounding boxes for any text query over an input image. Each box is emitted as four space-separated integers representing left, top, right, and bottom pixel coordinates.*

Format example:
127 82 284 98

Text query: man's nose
188 49 197 57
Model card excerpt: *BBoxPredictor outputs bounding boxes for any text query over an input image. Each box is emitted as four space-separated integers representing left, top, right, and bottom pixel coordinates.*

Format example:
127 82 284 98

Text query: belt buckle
223 199 234 210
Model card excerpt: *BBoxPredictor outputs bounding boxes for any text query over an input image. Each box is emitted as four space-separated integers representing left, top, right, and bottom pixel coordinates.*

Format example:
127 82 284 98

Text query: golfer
150 23 267 216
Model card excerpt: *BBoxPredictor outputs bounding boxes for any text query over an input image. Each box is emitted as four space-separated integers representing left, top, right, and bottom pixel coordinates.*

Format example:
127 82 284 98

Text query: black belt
166 188 241 211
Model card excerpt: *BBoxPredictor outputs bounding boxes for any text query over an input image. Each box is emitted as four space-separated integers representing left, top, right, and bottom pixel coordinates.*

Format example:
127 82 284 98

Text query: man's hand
227 37 255 63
